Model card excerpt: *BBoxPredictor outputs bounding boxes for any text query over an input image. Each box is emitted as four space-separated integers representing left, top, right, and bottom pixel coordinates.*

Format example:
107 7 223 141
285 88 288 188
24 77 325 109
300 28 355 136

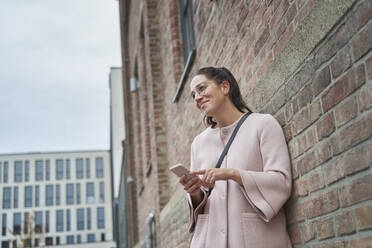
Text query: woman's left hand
190 168 235 188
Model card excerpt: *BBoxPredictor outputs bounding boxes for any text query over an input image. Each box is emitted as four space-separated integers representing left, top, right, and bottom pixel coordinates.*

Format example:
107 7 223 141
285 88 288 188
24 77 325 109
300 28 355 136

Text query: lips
199 100 209 109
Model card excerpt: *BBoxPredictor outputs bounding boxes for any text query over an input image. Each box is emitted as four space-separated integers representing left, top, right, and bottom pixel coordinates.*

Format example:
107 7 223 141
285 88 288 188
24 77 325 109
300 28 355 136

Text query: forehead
190 74 209 91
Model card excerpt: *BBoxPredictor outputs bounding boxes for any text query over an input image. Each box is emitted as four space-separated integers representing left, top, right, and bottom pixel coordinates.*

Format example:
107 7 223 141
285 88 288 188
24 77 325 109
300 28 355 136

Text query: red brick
366 54 372 78
335 210 355 236
321 64 366 112
304 126 317 151
254 26 270 56
313 242 345 248
339 173 372 207
274 23 294 57
352 22 372 62
286 2 297 24
358 82 372 112
331 46 352 79
298 149 317 175
316 217 334 240
343 145 369 176
287 201 306 224
292 100 322 135
334 96 358 127
297 84 313 110
324 157 345 185
355 204 372 230
294 177 308 197
315 140 333 166
305 190 339 219
313 66 331 97
346 236 372 248
285 99 299 122
317 112 336 141
302 222 315 242
271 0 289 29
308 168 324 193
284 124 293 142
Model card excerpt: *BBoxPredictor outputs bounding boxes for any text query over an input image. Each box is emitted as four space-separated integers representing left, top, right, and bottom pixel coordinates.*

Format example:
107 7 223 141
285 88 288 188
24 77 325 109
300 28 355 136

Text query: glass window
76 159 83 179
86 182 95 204
56 237 60 245
13 213 21 234
0 162 2 183
2 214 7 236
35 211 42 234
87 234 95 243
56 210 63 232
95 157 104 178
14 161 23 182
13 187 18 208
45 185 53 206
66 159 70 179
179 0 196 64
66 209 71 231
56 159 64 180
45 211 50 233
87 208 91 230
24 186 32 207
45 237 53 245
77 208 84 230
23 213 29 234
66 184 74 205
77 235 81 244
1 241 9 248
3 161 8 183
99 182 104 203
67 235 74 244
56 185 61 205
35 160 43 181
25 160 30 182
86 158 90 178
101 233 105 241
97 207 105 229
45 160 50 180
2 187 11 209
76 183 81 204
35 185 40 207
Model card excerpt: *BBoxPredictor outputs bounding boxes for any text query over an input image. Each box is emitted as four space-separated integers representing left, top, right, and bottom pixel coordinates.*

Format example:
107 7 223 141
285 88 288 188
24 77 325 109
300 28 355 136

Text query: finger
179 175 187 185
184 177 199 190
190 170 205 175
188 181 201 194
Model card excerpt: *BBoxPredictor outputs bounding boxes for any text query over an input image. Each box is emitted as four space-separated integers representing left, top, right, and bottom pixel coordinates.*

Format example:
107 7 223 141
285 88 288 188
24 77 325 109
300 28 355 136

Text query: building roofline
0 149 111 157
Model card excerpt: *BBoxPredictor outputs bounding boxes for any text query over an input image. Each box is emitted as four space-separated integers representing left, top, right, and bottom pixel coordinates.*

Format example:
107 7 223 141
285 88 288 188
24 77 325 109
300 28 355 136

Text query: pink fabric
187 113 292 248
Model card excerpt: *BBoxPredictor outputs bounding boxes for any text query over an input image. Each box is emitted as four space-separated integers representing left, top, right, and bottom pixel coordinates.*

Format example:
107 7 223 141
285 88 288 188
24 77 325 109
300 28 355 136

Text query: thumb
190 170 205 175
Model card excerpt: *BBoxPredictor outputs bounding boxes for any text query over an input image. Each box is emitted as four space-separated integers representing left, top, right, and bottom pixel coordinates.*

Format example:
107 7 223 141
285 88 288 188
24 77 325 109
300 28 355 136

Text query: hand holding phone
169 163 193 181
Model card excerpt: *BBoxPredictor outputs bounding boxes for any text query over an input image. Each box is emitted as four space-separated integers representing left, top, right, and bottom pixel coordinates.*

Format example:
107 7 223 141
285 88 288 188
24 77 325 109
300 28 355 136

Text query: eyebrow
190 81 207 98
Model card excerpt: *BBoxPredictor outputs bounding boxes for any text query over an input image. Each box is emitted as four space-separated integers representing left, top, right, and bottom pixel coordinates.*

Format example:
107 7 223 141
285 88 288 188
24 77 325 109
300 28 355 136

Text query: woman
179 67 292 248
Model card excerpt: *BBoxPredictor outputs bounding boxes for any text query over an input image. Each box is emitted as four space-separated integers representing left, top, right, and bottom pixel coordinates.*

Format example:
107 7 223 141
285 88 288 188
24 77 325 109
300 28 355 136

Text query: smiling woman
179 67 293 248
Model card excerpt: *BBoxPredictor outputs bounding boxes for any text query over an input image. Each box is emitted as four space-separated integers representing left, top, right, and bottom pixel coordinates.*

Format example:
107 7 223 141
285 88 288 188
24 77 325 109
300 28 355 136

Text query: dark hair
195 67 252 128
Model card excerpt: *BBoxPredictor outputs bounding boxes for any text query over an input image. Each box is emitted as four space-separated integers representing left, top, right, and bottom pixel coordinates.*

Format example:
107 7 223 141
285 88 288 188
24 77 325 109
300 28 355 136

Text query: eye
191 92 195 99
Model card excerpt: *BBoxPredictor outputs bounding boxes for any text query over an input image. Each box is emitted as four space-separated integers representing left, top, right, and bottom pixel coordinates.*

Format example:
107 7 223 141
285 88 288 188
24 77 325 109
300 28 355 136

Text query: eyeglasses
190 82 211 99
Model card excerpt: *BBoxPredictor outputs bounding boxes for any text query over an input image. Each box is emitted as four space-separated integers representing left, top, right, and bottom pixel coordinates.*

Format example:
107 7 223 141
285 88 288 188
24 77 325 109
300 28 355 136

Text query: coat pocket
190 214 209 248
241 212 288 248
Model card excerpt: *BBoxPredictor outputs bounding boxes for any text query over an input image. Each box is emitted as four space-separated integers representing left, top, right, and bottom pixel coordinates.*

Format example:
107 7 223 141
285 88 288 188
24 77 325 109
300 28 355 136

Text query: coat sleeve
238 114 292 222
186 140 209 233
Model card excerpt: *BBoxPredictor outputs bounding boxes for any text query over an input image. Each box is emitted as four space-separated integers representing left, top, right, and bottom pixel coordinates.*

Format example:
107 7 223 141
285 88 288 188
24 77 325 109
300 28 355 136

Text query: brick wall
119 0 372 247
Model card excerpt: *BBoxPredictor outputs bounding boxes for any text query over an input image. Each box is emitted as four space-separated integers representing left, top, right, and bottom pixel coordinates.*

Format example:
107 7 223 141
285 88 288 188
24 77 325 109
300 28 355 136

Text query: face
190 74 228 116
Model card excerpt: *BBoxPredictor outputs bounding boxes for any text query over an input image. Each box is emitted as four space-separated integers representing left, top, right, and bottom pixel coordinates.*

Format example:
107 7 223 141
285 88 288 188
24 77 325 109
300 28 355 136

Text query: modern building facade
0 150 115 248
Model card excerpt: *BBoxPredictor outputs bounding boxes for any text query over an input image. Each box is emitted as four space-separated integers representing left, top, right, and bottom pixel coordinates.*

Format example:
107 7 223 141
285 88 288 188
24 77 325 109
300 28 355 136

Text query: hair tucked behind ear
195 67 252 128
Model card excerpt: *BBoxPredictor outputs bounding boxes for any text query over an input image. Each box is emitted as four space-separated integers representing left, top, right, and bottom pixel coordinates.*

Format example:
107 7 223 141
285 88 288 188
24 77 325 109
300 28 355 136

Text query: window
2 214 7 236
45 185 53 206
86 158 91 178
25 160 30 182
87 234 95 243
45 211 50 233
66 184 74 205
76 158 83 179
3 161 8 183
101 233 105 241
87 208 91 230
56 237 60 245
179 0 196 63
45 237 53 245
95 157 103 178
97 207 105 229
13 187 18 208
77 235 81 244
86 182 95 204
24 213 29 234
66 159 70 179
35 185 40 207
77 208 84 230
99 182 104 203
14 161 23 182
35 211 42 234
3 187 11 209
13 213 21 234
25 239 31 247
45 160 50 180
35 160 43 181
56 210 63 232
34 238 39 247
56 159 64 180
24 186 32 207
0 162 2 183
76 183 81 204
56 184 60 206
66 210 71 231
1 241 9 248
67 235 74 244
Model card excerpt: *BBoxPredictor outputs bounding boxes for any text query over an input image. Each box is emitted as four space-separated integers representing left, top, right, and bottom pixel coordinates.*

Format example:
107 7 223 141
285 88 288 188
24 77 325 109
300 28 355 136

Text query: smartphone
169 163 193 180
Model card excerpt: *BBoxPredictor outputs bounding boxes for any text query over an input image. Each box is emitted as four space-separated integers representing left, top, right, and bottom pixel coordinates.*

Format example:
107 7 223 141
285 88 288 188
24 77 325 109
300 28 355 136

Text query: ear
221 80 230 95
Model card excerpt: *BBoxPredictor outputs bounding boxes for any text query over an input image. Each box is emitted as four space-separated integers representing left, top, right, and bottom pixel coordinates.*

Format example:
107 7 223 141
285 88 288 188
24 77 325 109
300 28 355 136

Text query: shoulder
246 113 280 128
191 126 218 148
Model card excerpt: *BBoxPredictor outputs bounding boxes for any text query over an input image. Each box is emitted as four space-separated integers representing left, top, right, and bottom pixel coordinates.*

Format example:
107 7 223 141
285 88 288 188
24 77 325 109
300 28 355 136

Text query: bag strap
207 112 251 196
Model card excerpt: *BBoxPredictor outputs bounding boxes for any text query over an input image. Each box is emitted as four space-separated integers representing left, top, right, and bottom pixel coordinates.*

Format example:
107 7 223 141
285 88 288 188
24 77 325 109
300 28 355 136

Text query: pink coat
187 113 292 248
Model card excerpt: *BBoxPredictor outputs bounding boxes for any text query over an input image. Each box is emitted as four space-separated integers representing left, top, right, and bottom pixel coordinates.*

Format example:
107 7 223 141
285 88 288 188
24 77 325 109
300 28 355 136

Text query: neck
213 101 244 128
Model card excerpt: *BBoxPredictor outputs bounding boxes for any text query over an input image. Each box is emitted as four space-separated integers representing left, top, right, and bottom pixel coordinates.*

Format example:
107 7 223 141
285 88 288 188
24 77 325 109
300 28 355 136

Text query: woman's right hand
179 174 202 197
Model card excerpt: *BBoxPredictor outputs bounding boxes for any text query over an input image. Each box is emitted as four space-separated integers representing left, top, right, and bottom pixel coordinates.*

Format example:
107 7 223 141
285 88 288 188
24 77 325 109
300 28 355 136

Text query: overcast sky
0 0 121 154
